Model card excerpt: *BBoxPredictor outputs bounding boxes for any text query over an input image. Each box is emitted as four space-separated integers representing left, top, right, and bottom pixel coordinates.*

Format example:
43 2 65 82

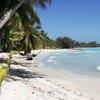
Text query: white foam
47 55 56 63
85 51 95 53
47 58 57 65
47 59 53 63
96 66 100 72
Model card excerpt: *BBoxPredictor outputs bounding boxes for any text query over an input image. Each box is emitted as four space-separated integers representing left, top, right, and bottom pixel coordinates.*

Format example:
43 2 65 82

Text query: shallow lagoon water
44 48 100 77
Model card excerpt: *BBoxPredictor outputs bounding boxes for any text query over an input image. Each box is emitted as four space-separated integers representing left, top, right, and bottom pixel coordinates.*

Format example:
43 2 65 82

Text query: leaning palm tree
0 0 51 29
0 0 25 29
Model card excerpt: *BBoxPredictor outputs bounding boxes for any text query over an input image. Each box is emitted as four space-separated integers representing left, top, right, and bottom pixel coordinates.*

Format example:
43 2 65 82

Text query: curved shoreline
30 49 100 100
0 49 99 100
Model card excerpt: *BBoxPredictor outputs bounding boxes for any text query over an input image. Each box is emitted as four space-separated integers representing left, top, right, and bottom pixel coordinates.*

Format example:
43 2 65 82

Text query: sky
37 0 100 43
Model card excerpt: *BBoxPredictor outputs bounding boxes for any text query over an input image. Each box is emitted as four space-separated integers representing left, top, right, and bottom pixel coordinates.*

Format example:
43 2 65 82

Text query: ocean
43 48 100 77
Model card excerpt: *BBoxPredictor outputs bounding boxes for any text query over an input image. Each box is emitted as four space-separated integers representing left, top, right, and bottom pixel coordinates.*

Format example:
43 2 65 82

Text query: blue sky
37 0 100 43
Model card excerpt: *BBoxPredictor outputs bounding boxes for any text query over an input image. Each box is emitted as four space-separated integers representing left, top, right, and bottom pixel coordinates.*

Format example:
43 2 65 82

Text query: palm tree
0 0 25 29
0 11 41 52
0 0 51 60
16 1 43 55
18 29 43 54
0 0 51 29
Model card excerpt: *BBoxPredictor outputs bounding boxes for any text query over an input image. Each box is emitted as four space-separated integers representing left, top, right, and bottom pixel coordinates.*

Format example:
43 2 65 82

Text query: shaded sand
0 49 97 100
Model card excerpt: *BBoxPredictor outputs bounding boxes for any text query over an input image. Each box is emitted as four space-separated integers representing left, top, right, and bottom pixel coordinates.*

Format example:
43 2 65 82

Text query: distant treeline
54 37 100 49
41 32 100 49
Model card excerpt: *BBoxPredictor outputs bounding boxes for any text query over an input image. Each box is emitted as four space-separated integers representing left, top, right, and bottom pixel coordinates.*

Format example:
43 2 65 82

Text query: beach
0 49 99 100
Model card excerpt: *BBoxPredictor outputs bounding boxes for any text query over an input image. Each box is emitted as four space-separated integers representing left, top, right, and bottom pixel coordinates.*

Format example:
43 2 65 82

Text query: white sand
0 49 96 100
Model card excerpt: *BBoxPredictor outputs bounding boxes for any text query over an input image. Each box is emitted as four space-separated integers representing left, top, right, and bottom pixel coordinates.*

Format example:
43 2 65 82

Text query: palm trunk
0 0 25 29
24 46 33 60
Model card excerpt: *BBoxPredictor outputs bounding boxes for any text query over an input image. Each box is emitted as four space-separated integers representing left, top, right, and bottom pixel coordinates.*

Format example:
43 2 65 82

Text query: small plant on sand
0 51 14 94
0 64 8 94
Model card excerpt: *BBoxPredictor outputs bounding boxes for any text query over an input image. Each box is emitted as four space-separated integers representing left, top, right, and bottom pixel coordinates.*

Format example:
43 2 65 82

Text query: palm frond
0 64 8 93
34 0 51 9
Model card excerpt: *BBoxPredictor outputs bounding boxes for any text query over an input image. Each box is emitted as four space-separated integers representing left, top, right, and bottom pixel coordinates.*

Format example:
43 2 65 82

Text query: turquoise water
44 48 100 77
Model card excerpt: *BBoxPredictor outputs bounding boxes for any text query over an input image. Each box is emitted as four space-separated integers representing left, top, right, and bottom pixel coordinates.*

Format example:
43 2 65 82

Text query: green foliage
1 0 100 50
55 37 74 49
0 28 23 52
0 0 51 52
0 64 8 94
18 29 43 53
55 36 100 48
40 30 55 49
0 26 11 52
10 31 23 50
0 51 13 94
7 51 14 67
0 64 8 82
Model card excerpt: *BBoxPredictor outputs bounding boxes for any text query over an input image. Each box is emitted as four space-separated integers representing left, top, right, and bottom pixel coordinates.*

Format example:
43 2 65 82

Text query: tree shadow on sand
0 58 8 63
8 68 46 80
0 56 45 81
12 61 33 67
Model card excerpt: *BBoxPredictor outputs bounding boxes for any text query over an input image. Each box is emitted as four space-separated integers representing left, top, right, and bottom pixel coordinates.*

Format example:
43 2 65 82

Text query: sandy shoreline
31 49 100 100
0 49 98 100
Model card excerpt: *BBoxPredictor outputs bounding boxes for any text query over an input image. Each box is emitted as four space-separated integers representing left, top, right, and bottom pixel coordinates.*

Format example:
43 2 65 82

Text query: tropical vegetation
55 36 100 49
0 0 51 55
0 0 51 92
0 64 8 94
0 51 13 94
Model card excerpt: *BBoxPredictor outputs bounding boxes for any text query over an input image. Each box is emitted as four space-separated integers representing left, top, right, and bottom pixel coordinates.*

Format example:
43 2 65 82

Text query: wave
84 51 95 53
54 52 67 56
47 55 57 65
47 59 53 63
96 66 100 72
47 59 57 64
47 55 56 61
